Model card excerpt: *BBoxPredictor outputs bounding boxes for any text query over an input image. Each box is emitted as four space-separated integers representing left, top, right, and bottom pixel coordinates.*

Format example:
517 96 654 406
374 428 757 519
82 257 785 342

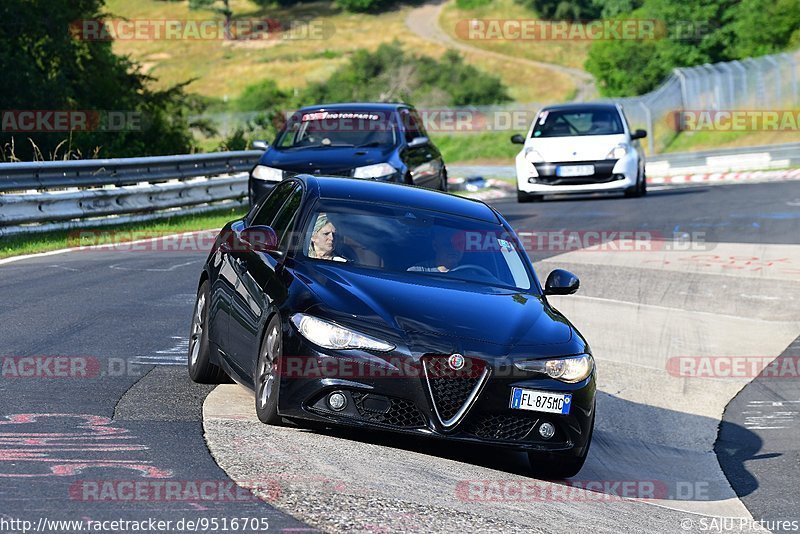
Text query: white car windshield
533 109 624 137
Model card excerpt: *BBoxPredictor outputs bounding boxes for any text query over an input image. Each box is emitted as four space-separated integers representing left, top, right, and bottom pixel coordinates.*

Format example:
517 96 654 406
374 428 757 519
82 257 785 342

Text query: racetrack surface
1 181 799 532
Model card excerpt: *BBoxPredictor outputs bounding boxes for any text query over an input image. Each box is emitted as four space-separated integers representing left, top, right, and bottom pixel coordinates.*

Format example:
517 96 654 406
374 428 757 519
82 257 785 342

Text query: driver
407 228 464 272
308 213 347 262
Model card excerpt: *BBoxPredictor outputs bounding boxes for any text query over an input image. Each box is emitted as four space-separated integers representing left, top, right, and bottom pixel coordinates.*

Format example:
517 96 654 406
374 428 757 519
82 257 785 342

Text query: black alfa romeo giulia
188 175 596 478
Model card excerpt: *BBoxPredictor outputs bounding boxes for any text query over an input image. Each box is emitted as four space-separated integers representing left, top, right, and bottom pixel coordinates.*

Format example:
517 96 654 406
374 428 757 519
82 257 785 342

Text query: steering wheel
448 264 494 277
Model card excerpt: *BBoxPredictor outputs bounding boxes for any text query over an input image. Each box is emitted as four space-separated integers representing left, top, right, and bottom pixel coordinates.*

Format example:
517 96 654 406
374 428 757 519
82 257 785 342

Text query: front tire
188 280 228 384
255 315 285 425
517 190 543 203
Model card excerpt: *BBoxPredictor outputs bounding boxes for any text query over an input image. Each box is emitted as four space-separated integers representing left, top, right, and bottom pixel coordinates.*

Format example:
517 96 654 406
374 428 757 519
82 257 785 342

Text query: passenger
308 213 348 262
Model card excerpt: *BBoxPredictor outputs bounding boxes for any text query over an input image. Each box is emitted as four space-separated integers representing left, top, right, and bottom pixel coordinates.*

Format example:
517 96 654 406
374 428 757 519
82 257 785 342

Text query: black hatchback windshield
532 108 624 137
300 201 534 291
275 110 398 149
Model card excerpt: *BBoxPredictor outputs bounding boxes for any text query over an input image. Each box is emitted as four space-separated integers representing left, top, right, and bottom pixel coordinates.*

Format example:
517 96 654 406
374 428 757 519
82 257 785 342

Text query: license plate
556 165 594 177
510 388 572 415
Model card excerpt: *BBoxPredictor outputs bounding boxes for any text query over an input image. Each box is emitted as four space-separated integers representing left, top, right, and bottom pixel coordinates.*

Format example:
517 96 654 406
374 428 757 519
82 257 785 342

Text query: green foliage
585 0 742 96
514 0 601 21
455 0 493 9
0 0 196 160
235 79 290 112
728 0 800 58
301 42 511 106
218 113 286 151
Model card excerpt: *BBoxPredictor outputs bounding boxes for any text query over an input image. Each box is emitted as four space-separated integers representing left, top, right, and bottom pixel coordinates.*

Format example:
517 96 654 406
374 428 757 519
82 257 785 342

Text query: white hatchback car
512 103 647 202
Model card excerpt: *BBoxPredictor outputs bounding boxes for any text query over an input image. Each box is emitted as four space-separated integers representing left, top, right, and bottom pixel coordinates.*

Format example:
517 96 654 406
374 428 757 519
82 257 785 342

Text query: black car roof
540 102 620 113
295 102 410 113
298 175 500 224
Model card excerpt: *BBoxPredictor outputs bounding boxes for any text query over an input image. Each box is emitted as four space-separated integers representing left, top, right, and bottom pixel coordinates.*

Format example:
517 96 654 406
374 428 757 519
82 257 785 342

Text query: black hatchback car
248 103 448 206
190 175 595 478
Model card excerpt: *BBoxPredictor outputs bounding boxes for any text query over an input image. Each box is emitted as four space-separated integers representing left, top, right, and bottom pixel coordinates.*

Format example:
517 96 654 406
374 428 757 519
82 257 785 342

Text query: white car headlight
291 313 395 352
524 147 545 163
514 354 594 383
353 163 397 179
252 165 283 181
605 143 629 160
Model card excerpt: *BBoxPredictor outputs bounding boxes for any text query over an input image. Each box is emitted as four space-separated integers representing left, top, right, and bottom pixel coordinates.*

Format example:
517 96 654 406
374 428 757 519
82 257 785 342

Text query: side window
400 109 421 143
271 186 303 249
409 110 429 138
250 181 294 227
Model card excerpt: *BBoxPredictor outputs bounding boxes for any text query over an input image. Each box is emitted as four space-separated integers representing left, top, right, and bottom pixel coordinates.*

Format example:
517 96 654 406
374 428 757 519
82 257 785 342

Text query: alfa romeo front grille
465 413 538 442
350 392 426 428
422 355 489 428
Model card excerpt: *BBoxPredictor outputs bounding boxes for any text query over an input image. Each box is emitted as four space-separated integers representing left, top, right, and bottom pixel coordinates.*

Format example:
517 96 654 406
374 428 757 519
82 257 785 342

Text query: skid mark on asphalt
108 260 200 273
129 336 189 367
0 414 171 478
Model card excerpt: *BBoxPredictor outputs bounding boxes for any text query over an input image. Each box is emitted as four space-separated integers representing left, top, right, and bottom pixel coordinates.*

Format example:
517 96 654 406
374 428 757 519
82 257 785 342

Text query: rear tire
528 415 594 479
188 281 228 384
255 315 285 425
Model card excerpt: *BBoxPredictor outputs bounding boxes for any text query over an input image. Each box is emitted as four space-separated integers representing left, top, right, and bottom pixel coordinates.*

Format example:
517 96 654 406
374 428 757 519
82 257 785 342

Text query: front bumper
276 335 596 457
516 156 638 195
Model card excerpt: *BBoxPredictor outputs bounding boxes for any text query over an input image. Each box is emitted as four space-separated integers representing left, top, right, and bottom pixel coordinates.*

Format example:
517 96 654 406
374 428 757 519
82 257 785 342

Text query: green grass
0 207 247 259
433 131 519 164
661 129 800 154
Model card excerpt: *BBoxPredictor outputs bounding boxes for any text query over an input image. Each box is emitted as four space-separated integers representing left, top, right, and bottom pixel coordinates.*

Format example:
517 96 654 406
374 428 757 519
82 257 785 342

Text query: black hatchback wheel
255 315 285 425
188 280 228 384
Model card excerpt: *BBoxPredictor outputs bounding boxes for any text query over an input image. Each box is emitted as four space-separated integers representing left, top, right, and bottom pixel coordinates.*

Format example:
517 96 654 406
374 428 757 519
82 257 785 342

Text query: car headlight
524 147 545 163
252 165 283 181
290 313 395 352
353 163 397 179
513 354 594 383
605 143 629 160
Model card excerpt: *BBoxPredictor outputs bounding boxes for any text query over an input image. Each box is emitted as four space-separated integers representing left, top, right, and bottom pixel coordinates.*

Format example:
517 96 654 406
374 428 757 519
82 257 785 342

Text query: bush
236 79 289 112
301 42 511 106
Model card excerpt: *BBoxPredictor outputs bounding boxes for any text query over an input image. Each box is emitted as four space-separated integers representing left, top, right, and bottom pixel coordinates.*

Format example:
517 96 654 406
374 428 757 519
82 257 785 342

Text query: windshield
301 201 534 291
275 110 398 149
532 109 624 138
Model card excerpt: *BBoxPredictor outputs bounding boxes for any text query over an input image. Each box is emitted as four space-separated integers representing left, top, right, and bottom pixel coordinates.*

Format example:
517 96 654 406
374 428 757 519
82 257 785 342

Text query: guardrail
646 142 800 176
0 151 262 238
447 142 800 180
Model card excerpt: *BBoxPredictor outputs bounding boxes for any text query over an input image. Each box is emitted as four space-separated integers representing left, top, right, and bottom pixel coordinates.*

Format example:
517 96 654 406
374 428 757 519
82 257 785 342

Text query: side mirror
239 225 278 252
544 269 579 295
407 136 429 149
252 140 269 151
510 134 525 144
630 129 647 140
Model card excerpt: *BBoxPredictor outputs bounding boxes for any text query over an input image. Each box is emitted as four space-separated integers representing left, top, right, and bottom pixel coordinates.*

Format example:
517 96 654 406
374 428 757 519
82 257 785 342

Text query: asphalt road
1 181 798 533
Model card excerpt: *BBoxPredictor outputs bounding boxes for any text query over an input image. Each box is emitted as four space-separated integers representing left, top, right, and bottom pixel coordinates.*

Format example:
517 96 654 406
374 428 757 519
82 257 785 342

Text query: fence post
639 102 655 154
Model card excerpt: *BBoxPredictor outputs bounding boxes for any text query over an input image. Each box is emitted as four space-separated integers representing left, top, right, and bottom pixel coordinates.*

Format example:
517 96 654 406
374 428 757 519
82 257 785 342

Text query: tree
0 0 195 160
189 0 233 39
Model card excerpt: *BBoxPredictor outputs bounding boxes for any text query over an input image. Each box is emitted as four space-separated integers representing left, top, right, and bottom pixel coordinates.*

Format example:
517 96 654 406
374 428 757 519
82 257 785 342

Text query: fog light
327 391 347 411
538 422 555 440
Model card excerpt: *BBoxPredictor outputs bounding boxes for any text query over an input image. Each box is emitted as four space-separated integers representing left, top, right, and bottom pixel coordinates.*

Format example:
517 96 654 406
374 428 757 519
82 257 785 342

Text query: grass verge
0 207 247 260
433 131 519 164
